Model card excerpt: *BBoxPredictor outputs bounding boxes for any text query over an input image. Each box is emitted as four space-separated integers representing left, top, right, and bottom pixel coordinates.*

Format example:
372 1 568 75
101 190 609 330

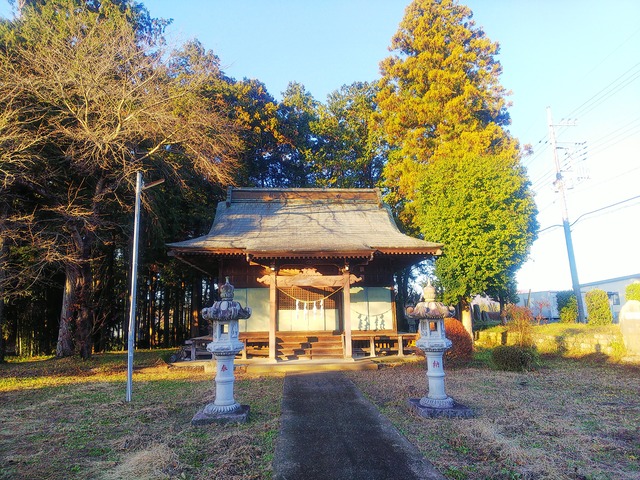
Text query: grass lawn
349 352 640 480
1 350 638 479
0 351 283 480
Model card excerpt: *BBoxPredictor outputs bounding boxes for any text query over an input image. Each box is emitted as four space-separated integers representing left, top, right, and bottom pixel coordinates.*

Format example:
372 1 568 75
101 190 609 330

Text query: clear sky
2 0 639 293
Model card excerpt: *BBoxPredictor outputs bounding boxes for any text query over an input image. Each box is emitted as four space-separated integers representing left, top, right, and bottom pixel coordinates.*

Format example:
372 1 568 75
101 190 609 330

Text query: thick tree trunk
57 230 95 359
75 251 94 359
56 266 77 357
458 299 473 338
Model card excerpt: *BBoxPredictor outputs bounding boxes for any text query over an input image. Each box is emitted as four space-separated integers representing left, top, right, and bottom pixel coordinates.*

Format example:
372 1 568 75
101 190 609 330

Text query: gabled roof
167 187 442 260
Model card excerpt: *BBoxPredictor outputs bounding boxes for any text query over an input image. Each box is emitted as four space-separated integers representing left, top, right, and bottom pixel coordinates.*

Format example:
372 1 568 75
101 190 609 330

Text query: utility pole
126 171 164 402
547 107 585 323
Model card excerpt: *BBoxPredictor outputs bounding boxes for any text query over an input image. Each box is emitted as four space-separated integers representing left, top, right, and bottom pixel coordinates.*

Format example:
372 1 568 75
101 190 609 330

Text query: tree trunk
57 231 95 360
149 277 156 347
163 286 170 348
190 273 202 337
0 235 6 363
56 266 77 357
75 231 95 360
458 299 473 338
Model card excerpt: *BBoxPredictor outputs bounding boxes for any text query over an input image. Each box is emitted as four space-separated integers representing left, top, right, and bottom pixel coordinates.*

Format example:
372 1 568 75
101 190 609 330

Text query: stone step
278 341 312 349
274 333 345 360
307 345 343 355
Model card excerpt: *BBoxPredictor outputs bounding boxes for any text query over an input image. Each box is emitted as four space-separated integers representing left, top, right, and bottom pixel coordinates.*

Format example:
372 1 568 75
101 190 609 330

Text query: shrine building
168 187 442 361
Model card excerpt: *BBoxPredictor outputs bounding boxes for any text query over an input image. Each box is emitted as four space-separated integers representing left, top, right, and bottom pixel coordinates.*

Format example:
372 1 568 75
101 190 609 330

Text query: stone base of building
408 398 474 418
191 405 250 425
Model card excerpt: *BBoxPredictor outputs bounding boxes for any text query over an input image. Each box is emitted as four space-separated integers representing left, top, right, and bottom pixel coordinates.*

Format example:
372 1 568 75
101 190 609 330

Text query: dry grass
1 350 638 479
0 351 283 480
348 352 640 479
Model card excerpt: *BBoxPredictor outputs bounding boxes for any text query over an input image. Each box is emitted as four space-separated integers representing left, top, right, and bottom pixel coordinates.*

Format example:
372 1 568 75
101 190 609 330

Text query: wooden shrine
167 187 442 361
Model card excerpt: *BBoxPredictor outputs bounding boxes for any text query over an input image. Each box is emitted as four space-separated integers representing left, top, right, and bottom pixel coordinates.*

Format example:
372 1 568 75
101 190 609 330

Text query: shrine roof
167 187 443 259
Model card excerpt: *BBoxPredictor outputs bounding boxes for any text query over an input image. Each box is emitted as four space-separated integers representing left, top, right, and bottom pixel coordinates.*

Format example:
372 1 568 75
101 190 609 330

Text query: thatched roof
167 187 442 260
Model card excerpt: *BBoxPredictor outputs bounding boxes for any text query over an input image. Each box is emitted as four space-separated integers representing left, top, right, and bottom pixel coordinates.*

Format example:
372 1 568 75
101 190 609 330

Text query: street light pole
126 171 164 402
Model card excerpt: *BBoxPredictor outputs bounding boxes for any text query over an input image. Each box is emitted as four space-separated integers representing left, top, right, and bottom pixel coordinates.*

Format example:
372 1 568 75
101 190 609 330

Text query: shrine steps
276 333 344 361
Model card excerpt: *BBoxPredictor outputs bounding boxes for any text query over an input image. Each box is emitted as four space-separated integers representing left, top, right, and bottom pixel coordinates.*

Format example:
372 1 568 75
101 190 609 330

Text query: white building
580 273 640 320
518 273 640 321
516 290 559 320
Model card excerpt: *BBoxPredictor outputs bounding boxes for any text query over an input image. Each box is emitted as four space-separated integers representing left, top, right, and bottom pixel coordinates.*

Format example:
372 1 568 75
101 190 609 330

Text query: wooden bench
351 333 418 358
181 333 270 360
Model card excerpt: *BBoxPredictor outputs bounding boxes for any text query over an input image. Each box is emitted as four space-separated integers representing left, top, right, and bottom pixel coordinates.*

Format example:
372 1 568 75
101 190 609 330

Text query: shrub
556 290 576 312
503 304 534 347
491 345 539 371
559 296 578 323
444 317 473 365
585 289 613 325
626 282 640 302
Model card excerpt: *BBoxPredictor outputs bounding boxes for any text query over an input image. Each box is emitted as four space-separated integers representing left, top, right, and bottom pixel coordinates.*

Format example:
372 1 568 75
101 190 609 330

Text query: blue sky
2 0 639 292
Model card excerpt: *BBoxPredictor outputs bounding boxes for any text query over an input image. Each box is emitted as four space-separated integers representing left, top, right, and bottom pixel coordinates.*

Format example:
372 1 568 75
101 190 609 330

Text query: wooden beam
343 270 353 359
258 273 362 287
269 271 277 362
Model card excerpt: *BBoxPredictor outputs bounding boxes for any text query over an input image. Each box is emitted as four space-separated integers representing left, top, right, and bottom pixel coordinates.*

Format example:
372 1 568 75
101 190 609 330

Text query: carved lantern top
219 276 235 300
422 279 436 303
201 277 252 324
202 278 251 355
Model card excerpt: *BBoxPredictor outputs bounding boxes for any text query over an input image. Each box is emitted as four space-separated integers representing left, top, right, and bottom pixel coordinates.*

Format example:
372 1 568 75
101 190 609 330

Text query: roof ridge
225 187 383 205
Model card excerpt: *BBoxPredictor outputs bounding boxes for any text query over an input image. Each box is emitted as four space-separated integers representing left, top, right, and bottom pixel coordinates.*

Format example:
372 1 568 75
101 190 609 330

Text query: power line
566 63 640 119
536 193 640 235
569 163 640 195
570 194 640 227
569 25 640 87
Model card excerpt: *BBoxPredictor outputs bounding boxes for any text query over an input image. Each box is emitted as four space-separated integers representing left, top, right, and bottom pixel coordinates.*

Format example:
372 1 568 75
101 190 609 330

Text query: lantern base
191 404 250 425
408 398 474 419
420 395 454 409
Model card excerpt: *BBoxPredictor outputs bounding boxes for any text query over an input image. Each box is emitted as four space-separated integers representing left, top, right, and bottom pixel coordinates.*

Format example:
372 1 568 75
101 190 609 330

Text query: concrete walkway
273 371 444 480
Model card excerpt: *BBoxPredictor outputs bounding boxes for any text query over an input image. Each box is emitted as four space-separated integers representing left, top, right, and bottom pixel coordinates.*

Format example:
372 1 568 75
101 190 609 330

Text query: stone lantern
192 277 252 425
405 280 473 418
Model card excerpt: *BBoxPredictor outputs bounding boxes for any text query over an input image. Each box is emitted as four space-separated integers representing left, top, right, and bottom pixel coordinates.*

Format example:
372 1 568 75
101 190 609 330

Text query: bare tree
0 0 240 358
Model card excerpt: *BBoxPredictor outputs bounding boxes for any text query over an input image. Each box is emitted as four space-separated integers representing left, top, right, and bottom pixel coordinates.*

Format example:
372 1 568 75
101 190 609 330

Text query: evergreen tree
376 0 537 312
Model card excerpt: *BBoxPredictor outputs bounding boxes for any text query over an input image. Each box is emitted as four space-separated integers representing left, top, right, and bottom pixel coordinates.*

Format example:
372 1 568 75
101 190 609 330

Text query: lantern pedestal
405 282 474 419
191 278 252 425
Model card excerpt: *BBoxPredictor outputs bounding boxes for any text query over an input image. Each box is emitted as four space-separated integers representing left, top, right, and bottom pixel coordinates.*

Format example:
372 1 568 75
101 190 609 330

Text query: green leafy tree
270 82 320 187
375 0 537 314
227 78 285 188
585 289 613 326
417 140 537 308
312 81 385 188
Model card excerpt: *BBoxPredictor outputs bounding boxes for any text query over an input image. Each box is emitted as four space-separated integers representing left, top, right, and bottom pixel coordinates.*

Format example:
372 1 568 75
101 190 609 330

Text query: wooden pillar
343 270 353 358
269 272 277 362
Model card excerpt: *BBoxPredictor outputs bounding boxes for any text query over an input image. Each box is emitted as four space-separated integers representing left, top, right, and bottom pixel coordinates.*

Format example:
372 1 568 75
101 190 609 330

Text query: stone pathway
272 371 444 480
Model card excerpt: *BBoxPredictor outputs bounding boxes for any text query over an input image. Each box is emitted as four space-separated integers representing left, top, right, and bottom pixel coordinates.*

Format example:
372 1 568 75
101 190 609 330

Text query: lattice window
278 286 338 310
